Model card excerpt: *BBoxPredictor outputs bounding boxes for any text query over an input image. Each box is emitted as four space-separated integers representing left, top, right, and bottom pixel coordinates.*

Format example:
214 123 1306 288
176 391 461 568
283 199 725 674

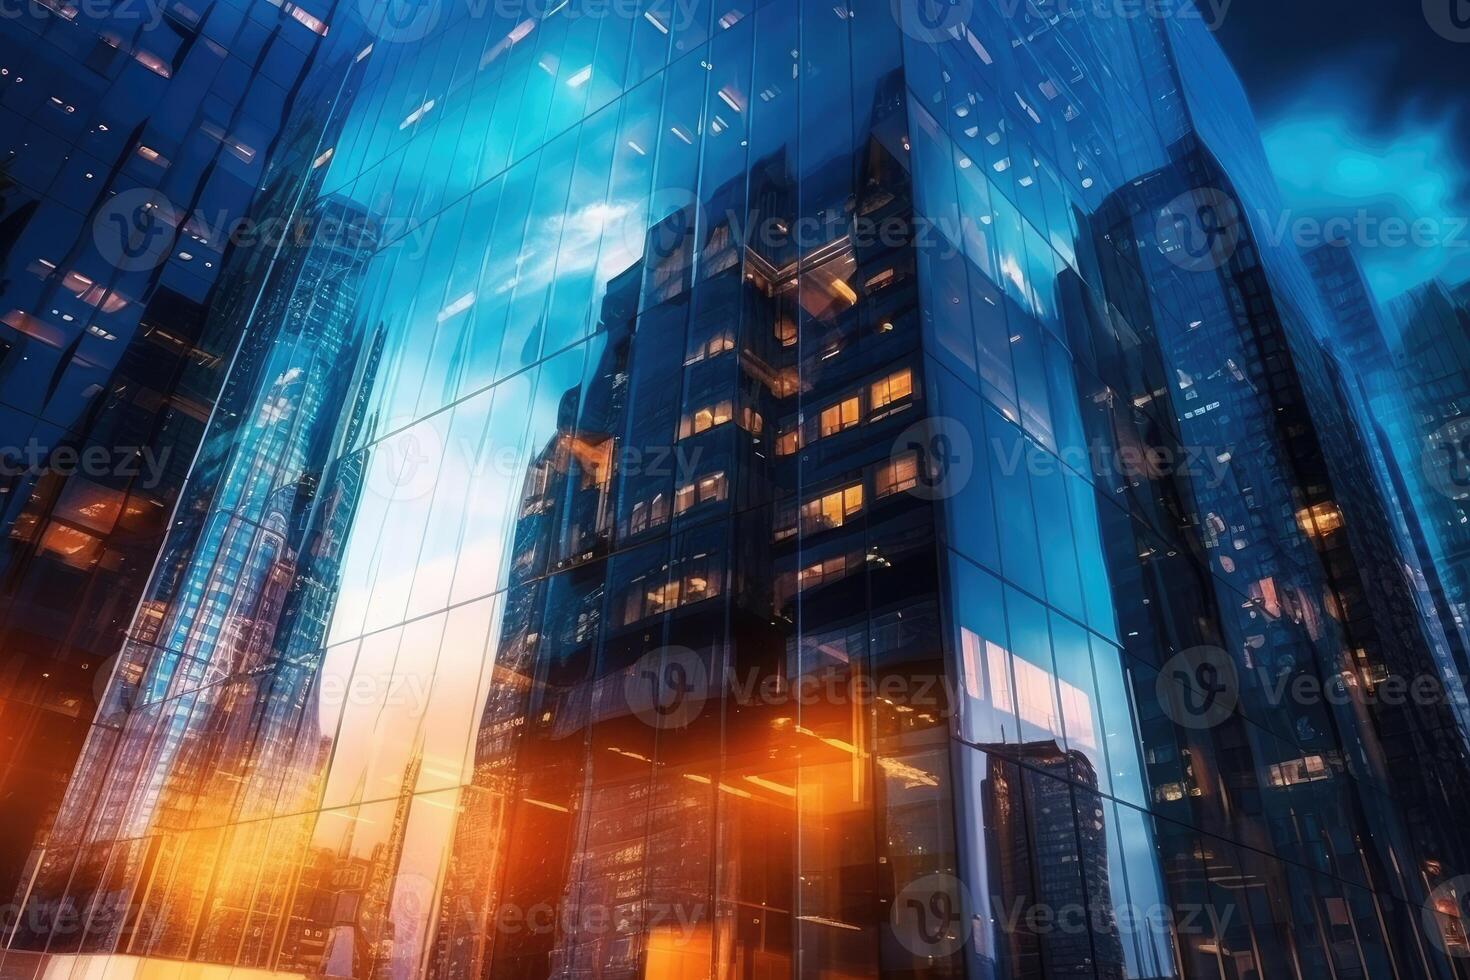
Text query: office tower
9 2 1470 979
1306 245 1470 691
0 0 342 898
1304 241 1394 376
1380 281 1470 673
1090 18 1470 971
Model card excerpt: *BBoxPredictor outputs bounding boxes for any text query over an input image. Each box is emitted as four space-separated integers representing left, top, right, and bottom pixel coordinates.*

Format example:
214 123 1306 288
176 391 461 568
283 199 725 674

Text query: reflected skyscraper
7 2 1470 980
0 0 344 896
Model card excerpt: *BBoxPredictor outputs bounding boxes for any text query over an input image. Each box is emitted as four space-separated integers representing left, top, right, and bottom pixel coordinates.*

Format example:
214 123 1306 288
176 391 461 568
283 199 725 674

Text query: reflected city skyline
3 2 1470 980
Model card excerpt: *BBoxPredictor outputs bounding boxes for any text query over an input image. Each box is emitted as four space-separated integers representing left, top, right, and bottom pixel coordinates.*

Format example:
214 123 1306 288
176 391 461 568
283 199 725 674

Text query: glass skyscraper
5 2 1470 979
0 0 339 906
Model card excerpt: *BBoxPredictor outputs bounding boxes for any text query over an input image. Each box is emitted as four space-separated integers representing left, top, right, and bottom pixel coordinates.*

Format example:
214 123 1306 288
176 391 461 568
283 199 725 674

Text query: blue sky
1214 9 1470 305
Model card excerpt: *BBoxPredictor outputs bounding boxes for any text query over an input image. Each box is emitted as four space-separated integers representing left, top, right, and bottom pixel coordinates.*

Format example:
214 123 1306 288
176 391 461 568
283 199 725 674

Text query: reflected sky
1216 2 1470 300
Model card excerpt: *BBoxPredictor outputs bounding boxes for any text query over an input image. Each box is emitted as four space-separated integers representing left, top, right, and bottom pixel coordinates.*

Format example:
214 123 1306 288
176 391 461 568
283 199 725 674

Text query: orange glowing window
674 472 726 514
775 427 800 456
876 451 919 498
679 400 733 439
1295 501 1343 539
801 483 863 533
870 368 913 410
39 523 102 568
819 396 860 438
56 481 125 534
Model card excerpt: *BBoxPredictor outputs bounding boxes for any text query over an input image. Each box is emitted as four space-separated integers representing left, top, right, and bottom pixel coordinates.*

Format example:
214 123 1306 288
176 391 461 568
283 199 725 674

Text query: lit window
676 472 727 514
876 451 919 498
799 554 852 591
819 396 860 438
801 483 864 533
870 368 913 411
776 427 800 456
627 493 670 536
679 399 733 439
686 330 735 365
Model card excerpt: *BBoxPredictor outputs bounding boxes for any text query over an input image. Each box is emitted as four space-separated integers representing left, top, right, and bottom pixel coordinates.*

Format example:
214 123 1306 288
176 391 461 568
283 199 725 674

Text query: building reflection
9 3 1470 980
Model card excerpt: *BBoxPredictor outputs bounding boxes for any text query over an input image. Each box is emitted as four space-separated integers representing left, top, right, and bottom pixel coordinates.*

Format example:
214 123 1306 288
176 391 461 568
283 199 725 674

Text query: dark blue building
4 1 1470 978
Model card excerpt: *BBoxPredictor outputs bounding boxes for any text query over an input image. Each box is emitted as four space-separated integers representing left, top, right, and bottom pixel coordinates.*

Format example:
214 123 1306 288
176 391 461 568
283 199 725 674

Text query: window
870 368 913 411
799 554 852 591
819 396 860 438
675 472 727 514
776 427 801 456
679 400 733 439
801 483 864 533
775 317 797 347
739 403 764 434
627 493 670 535
685 330 735 365
876 451 919 497
774 501 798 542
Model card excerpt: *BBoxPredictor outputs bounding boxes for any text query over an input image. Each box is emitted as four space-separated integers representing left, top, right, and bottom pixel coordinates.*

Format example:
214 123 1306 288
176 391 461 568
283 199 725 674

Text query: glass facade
1377 280 1470 688
5 2 1470 980
0 0 338 903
